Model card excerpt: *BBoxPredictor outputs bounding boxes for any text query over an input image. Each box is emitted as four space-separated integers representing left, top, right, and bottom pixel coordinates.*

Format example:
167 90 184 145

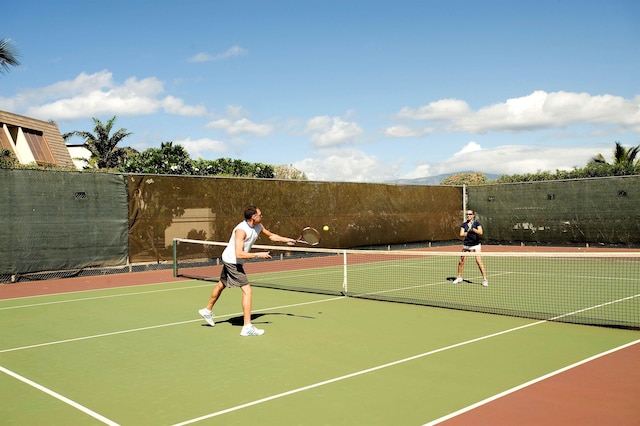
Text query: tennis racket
288 227 321 246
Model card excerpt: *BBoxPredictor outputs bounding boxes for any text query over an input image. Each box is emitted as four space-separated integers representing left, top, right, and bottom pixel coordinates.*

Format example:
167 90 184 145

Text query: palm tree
590 142 640 166
589 141 640 176
73 117 133 169
0 37 20 74
612 142 640 168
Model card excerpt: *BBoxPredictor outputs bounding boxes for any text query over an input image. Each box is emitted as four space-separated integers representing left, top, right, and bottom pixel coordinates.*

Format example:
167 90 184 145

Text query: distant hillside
387 172 500 186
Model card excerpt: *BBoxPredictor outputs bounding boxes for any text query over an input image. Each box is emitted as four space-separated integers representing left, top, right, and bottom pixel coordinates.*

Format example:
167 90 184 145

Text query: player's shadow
446 276 475 284
202 312 315 327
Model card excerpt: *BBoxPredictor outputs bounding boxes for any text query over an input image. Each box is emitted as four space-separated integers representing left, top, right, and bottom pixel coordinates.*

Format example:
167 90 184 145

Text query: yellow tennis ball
323 225 329 231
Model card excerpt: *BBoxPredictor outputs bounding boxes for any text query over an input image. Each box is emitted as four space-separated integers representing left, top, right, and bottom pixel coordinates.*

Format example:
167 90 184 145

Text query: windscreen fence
0 169 128 281
3 170 639 283
470 175 640 245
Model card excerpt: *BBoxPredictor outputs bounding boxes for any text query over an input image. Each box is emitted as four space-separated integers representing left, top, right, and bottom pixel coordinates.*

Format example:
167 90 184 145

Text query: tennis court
1 245 639 425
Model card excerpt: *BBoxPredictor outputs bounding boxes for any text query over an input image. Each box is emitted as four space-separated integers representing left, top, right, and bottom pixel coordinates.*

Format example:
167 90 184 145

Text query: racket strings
302 228 320 244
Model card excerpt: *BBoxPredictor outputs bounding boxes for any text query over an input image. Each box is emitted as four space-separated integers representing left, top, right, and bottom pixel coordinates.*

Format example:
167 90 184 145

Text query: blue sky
2 0 638 182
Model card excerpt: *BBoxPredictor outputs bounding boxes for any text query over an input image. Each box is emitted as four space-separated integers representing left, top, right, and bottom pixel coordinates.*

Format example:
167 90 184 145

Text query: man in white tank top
198 206 295 336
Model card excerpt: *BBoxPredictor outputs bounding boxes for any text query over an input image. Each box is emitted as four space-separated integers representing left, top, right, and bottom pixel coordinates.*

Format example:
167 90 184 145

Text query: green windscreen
0 169 128 275
469 176 640 245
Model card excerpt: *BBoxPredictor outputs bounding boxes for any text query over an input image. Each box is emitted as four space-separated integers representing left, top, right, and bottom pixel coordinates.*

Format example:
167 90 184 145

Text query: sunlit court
1 242 638 425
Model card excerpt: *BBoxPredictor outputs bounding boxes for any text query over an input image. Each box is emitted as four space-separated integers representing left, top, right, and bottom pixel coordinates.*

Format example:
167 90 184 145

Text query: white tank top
222 220 262 264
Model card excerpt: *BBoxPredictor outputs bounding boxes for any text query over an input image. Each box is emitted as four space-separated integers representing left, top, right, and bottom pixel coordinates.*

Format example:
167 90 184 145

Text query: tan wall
127 174 463 262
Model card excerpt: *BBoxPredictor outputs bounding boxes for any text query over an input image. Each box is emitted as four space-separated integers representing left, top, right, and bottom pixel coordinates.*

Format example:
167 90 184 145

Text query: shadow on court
446 276 475 284
200 312 316 327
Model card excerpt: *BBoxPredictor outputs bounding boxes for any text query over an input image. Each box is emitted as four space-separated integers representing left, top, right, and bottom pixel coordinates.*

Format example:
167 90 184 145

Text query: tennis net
173 238 640 329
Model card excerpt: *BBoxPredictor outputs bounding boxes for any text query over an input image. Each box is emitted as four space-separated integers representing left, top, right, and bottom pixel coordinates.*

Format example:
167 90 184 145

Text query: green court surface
0 279 638 425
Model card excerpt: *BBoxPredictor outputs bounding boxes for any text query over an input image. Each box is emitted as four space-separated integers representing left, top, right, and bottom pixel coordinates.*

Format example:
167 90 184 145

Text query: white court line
171 292 639 426
0 318 201 353
0 283 211 311
424 338 640 426
0 364 120 426
0 279 193 302
0 297 345 354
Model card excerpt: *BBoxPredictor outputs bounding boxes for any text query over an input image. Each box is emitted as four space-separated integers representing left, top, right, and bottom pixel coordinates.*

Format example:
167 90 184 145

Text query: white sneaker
240 324 264 336
482 280 489 287
198 308 215 326
452 277 463 284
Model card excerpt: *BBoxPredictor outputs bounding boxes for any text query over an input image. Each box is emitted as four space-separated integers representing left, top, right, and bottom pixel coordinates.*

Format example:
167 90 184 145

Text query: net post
342 250 348 294
462 184 467 221
172 238 178 277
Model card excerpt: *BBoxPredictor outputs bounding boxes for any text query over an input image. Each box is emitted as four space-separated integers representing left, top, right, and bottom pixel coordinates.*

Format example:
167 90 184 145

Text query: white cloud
161 96 207 116
29 89 159 120
56 71 113 95
394 91 640 134
188 45 248 63
402 163 432 180
3 70 206 122
397 98 471 121
425 141 612 176
384 125 432 138
454 141 482 155
225 105 249 119
305 115 364 148
294 149 401 182
206 117 274 136
176 137 228 159
189 52 213 63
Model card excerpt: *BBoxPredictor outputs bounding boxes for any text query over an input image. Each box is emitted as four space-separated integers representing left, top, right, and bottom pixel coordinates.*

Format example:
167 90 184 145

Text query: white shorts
462 244 481 251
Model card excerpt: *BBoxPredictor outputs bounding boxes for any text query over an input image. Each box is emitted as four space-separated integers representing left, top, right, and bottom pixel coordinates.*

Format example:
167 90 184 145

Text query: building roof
0 110 75 168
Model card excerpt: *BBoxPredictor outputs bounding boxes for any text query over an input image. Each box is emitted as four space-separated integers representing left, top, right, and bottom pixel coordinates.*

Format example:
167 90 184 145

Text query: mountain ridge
387 171 500 185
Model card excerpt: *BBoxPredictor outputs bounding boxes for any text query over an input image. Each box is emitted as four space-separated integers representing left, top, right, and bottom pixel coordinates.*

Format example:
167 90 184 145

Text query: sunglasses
466 213 474 215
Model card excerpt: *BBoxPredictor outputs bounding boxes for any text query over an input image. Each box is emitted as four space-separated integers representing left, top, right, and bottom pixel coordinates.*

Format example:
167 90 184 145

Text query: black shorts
220 262 250 287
